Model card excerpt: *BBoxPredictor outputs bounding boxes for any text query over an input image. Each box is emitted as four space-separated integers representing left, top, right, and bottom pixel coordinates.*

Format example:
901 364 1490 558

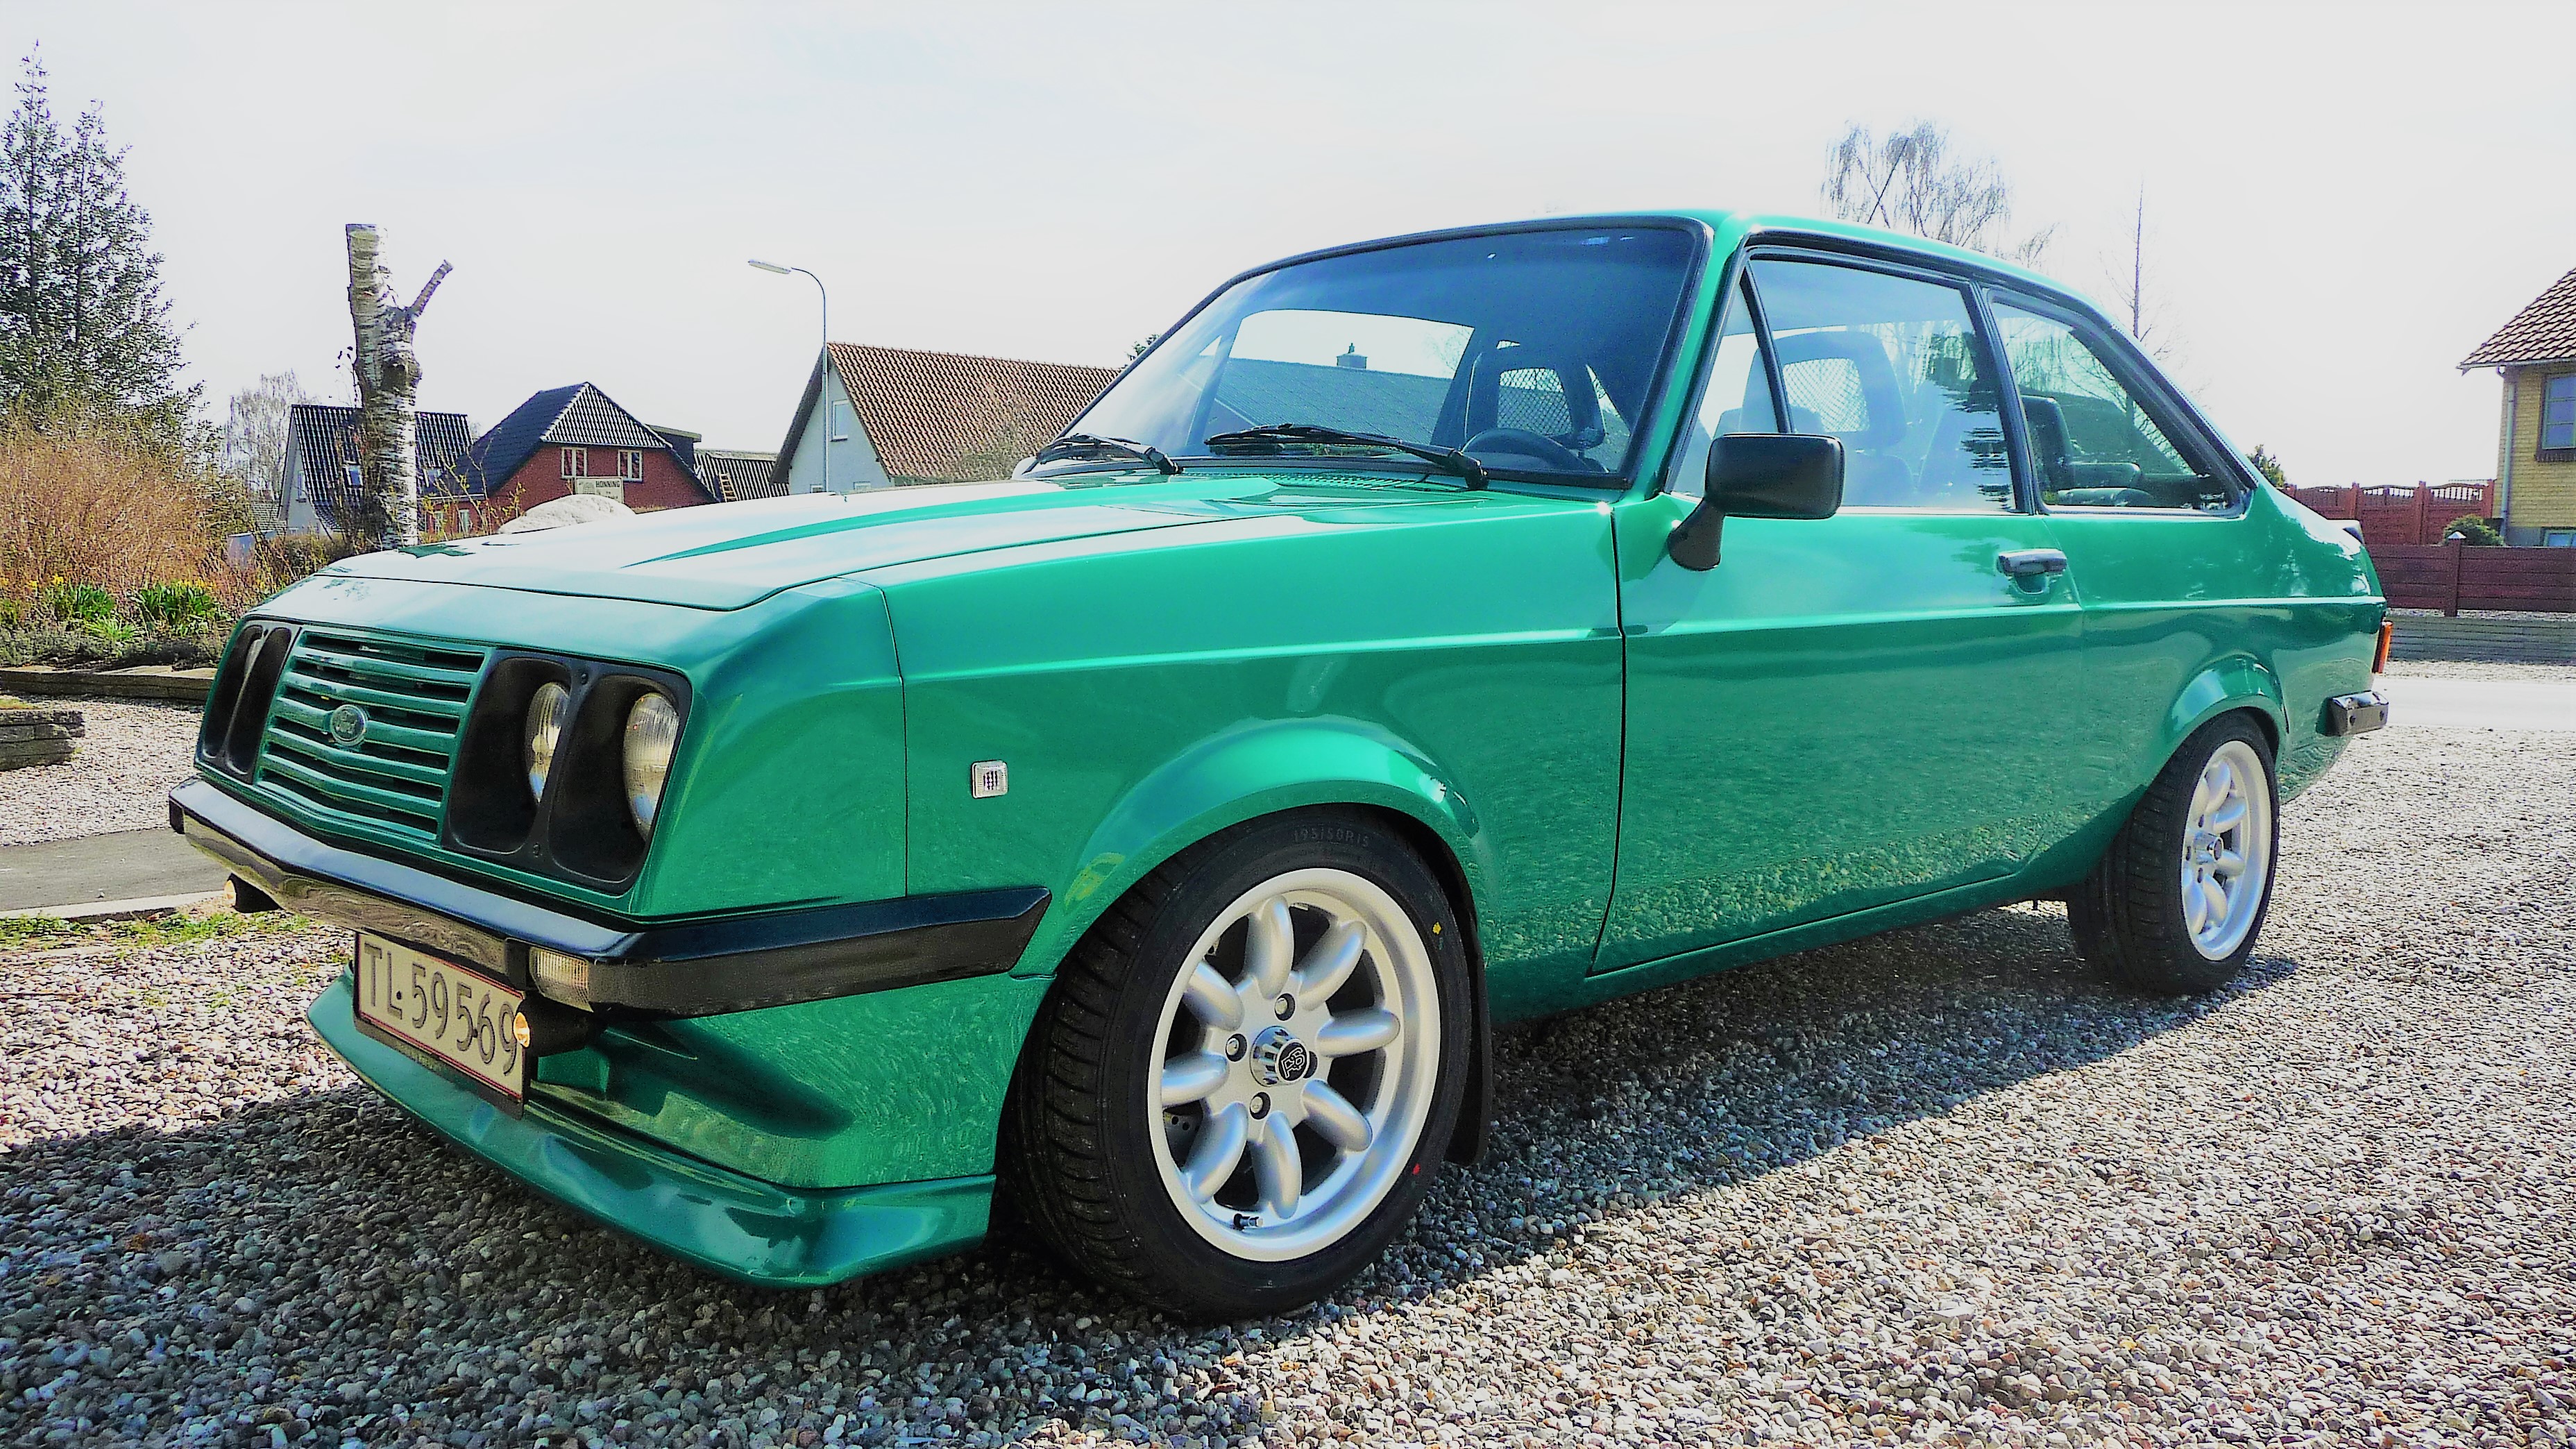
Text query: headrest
1769 331 1908 450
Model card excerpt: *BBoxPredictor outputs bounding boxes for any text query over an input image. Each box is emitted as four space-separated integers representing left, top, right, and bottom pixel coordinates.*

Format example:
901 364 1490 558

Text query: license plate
352 933 527 1099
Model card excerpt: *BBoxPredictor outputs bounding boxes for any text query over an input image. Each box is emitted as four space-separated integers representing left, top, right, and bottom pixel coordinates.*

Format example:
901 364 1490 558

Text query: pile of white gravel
2 723 2570 1448
0 697 201 847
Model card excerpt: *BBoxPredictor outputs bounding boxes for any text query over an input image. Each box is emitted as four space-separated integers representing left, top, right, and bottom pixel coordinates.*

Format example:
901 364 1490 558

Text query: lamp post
749 259 829 493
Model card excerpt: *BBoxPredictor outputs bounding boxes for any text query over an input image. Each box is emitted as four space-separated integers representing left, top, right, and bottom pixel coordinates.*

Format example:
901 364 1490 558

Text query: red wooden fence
2369 541 2576 615
2285 482 2497 546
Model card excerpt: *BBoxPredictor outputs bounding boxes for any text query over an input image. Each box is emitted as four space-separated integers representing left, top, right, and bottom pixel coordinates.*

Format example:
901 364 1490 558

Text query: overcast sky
8 1 2571 488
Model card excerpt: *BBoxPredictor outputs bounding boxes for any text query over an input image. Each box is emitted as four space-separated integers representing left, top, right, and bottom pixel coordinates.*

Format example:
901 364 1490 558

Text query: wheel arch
2160 656 2285 765
1006 716 1497 1163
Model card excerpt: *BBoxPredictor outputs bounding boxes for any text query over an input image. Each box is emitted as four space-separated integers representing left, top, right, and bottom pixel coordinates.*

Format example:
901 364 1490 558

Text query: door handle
1997 548 2069 578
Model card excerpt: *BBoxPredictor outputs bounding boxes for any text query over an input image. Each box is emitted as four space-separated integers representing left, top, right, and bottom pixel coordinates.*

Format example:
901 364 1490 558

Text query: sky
6 1 2570 489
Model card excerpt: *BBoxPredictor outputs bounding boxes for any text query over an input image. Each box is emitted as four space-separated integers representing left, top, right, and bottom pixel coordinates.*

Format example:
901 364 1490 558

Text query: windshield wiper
1033 432 1181 474
1202 423 1487 489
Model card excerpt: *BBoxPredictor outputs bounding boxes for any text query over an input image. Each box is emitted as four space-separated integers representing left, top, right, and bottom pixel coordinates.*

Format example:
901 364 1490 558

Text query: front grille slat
280 673 470 720
266 728 452 790
255 629 488 842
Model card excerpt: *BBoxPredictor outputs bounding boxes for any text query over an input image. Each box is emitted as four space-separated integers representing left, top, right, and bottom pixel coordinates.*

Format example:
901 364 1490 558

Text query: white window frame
619 448 644 481
561 446 587 477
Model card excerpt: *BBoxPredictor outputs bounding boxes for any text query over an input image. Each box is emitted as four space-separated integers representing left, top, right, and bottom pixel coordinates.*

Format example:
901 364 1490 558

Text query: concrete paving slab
2376 676 2576 732
0 826 225 913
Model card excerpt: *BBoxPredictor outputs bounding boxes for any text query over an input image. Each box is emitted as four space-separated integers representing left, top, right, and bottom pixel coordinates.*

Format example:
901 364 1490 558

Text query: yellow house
2461 265 2576 545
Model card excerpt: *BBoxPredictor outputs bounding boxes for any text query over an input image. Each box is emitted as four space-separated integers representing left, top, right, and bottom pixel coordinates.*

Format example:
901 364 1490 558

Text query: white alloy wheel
2180 738 2274 960
1144 867 1441 1262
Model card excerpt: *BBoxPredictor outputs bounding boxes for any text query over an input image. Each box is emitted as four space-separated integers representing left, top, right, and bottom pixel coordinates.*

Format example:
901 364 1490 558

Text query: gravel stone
3 724 2570 1447
0 697 201 846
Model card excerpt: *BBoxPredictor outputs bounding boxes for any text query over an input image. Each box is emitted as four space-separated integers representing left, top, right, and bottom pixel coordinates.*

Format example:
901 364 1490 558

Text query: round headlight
525 681 569 801
621 692 679 837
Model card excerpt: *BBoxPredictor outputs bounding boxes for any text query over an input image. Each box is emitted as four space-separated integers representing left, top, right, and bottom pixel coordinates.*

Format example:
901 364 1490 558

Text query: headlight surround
524 681 570 801
621 691 680 837
445 654 689 892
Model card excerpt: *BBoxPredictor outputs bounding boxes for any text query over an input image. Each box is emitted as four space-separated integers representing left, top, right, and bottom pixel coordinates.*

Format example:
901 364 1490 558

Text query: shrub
38 579 115 624
2445 514 2504 547
0 413 264 607
132 579 219 630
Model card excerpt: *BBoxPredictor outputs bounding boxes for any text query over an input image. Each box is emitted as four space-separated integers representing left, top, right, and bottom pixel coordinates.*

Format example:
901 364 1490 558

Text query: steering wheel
1465 427 1595 473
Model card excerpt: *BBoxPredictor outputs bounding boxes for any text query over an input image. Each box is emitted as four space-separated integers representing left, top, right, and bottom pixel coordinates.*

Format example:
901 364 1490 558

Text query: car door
1596 251 2090 973
1981 290 2291 827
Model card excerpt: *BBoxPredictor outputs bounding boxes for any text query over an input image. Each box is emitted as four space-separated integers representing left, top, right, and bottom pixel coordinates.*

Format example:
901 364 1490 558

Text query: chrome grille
257 630 487 839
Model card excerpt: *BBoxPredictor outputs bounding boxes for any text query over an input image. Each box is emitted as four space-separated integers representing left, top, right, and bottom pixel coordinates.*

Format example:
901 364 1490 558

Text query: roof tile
826 344 1117 481
2462 266 2576 368
696 449 779 501
287 404 475 529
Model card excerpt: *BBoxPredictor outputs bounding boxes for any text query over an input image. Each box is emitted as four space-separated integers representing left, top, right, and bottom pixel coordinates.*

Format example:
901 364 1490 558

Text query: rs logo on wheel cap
328 704 368 747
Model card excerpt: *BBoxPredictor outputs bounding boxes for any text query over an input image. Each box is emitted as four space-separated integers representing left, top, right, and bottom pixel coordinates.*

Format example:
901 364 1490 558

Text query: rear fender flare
2160 657 2286 764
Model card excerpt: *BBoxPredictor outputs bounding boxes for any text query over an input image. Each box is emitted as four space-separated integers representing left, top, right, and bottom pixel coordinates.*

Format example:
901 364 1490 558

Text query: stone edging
0 665 214 703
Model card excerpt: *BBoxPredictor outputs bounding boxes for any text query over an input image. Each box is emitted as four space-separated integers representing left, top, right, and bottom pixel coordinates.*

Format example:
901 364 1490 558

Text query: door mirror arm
1668 433 1846 572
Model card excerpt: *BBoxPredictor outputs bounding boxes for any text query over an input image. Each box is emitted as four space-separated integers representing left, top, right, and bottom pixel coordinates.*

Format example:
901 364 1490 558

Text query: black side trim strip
171 779 1051 1014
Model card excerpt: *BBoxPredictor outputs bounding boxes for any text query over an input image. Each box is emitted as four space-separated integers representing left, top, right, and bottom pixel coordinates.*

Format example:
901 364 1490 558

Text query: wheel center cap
1251 1026 1316 1087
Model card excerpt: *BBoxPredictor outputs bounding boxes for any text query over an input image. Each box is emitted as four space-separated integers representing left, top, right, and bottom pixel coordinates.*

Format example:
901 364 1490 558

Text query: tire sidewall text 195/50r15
1003 811 1471 1319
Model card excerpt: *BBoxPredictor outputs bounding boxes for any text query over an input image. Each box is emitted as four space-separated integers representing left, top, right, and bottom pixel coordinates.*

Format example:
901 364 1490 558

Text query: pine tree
0 53 194 443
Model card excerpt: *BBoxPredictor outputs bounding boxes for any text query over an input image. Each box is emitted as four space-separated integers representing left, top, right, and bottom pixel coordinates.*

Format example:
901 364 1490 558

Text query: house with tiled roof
280 403 476 534
464 382 720 517
775 344 1118 492
696 448 781 500
2461 264 2576 545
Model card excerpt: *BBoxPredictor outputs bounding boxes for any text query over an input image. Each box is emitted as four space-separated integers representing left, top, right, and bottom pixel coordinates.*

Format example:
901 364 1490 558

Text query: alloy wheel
2180 738 2273 960
1145 867 1440 1262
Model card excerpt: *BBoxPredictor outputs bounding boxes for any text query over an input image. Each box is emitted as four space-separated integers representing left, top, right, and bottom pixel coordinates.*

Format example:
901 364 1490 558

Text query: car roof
1237 209 2101 320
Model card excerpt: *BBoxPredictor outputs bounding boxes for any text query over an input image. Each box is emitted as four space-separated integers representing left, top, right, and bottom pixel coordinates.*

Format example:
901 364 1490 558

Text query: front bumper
171 778 1049 1012
176 777 1057 1285
310 976 992 1287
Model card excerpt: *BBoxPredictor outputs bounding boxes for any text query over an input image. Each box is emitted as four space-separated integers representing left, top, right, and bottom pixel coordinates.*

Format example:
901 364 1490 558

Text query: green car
176 211 2387 1319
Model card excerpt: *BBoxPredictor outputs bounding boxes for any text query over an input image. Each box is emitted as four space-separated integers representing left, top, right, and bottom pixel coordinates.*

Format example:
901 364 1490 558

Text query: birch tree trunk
343 224 448 549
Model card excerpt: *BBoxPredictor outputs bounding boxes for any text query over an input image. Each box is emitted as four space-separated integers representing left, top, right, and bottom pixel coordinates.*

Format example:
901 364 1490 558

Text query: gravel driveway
3 726 2570 1447
0 698 201 847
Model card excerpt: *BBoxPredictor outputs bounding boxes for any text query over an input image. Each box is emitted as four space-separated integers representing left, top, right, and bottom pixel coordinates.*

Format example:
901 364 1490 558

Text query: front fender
1009 715 1491 980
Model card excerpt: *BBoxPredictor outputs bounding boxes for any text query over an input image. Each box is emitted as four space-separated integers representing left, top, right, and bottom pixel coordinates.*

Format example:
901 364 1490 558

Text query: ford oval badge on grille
328 703 368 747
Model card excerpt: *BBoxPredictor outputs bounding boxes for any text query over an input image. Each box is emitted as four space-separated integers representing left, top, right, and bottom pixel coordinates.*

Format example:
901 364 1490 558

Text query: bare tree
220 370 307 503
2106 185 2174 360
1821 122 2053 266
342 223 448 548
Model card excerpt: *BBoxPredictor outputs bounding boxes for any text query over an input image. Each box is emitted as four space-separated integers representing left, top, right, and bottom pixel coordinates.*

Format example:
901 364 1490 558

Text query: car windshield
1052 224 1700 484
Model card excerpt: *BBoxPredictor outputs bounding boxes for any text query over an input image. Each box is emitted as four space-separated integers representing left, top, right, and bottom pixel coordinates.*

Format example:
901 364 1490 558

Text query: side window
1747 259 2014 511
2542 374 2576 454
1667 275 1779 498
1990 299 2240 511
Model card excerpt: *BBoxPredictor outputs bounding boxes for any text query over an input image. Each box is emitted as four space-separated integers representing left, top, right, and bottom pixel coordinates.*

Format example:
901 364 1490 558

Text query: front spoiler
171 778 1049 1015
310 976 992 1287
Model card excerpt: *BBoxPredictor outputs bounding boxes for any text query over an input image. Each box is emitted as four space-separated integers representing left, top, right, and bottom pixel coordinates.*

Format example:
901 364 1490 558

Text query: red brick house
464 383 718 516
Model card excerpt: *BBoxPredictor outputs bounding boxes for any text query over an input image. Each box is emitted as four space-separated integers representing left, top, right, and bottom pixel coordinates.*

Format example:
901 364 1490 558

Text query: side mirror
1668 433 1845 570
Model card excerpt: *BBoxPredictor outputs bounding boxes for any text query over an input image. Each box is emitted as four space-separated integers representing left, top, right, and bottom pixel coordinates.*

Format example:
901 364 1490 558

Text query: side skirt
1561 874 2051 1013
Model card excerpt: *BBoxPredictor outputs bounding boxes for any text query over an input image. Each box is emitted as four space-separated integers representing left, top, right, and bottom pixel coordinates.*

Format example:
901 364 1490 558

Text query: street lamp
750 259 830 493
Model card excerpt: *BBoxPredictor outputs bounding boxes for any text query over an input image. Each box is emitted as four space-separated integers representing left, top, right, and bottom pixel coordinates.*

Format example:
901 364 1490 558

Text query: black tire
1000 810 1470 1320
2069 713 2280 994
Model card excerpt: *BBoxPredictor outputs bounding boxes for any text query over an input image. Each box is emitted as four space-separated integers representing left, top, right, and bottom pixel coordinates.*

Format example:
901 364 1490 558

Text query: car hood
321 474 1531 610
320 481 1223 610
